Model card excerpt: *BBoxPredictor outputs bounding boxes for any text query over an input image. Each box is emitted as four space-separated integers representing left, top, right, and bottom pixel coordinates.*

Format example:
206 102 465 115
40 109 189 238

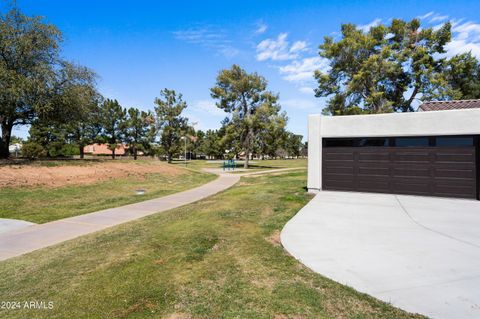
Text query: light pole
181 136 187 166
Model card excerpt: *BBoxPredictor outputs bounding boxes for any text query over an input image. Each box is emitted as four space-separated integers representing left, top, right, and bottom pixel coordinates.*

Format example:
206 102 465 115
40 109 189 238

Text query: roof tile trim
419 99 480 111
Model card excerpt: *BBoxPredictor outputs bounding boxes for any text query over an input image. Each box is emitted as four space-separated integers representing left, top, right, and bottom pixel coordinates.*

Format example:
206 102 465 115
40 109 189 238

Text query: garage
307 104 480 200
322 136 478 199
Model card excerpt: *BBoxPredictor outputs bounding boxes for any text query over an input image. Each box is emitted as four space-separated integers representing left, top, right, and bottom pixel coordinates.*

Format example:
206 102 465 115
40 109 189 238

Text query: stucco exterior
307 108 480 192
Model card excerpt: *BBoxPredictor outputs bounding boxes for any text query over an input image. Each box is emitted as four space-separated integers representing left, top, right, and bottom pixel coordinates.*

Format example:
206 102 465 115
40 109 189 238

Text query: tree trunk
243 130 254 169
79 146 85 159
167 153 172 163
111 148 116 159
133 145 137 160
0 121 13 160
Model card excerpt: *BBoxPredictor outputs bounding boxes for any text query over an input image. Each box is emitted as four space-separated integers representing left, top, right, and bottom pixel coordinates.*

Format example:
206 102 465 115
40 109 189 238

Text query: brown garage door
322 136 478 199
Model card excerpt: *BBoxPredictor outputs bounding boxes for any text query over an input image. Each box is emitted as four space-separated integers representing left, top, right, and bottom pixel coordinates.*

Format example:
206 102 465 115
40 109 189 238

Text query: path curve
0 167 304 261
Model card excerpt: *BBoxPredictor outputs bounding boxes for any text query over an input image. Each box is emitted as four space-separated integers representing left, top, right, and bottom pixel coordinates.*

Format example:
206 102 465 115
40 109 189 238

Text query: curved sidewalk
0 167 304 262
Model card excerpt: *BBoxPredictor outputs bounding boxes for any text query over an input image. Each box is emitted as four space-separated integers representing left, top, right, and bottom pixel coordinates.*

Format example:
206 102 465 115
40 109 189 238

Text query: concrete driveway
281 191 480 319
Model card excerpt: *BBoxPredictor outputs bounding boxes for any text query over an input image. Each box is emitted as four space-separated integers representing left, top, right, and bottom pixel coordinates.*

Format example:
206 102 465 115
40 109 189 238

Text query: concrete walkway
0 218 36 234
281 191 480 319
0 167 304 262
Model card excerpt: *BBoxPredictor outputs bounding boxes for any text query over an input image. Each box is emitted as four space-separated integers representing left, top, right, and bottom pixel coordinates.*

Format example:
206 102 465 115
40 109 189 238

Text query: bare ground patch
266 230 282 247
0 161 183 188
165 312 192 319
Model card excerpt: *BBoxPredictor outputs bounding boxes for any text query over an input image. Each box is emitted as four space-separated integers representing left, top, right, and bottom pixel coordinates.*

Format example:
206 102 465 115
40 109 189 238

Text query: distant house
83 143 127 156
9 143 22 156
418 99 480 111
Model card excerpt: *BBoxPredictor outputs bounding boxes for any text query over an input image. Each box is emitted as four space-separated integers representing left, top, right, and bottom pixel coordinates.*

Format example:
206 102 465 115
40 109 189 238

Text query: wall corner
307 114 322 192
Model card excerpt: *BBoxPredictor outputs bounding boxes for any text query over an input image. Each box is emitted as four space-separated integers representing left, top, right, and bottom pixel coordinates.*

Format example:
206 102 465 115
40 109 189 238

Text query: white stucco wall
307 109 480 192
307 115 321 192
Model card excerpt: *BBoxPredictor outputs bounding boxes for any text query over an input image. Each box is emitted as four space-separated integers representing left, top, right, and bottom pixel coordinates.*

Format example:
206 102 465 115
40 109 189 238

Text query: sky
6 0 480 139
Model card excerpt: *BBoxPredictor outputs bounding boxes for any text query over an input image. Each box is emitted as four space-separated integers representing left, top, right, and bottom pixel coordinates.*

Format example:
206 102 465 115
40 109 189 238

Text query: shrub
21 142 47 158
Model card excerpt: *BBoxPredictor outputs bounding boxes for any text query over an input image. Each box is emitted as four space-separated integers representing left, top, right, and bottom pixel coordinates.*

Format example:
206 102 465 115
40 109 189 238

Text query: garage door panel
435 152 475 163
357 174 391 182
323 160 354 167
357 176 390 189
434 185 476 198
392 180 431 195
357 182 389 193
391 163 431 169
323 180 356 190
392 153 430 163
324 152 354 161
433 162 474 169
434 178 476 187
434 182 476 196
323 174 355 181
392 167 431 177
434 168 475 179
357 162 390 169
392 176 431 184
324 166 354 174
358 167 390 176
322 144 477 199
357 152 390 161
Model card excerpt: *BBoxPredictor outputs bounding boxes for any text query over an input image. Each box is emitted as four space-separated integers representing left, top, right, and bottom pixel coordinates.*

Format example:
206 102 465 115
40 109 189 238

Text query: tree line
0 5 305 166
21 86 306 164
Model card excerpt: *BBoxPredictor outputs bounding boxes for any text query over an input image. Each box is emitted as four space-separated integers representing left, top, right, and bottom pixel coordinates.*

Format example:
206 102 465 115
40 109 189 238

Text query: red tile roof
418 99 480 111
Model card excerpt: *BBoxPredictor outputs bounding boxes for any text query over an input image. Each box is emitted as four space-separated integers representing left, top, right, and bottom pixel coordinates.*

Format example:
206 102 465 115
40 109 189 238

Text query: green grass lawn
0 164 215 224
172 158 307 172
0 171 423 319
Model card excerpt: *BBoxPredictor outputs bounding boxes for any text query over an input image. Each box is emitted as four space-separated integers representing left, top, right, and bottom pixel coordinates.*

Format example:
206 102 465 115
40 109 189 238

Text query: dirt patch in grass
0 161 182 188
111 298 157 317
267 230 282 247
274 315 306 319
165 313 192 319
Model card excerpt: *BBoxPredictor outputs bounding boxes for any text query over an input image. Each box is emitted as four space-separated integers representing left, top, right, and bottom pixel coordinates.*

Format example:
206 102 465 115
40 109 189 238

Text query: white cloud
182 112 203 129
290 41 308 54
443 20 480 58
173 27 239 58
279 56 330 82
192 100 226 117
281 98 318 110
431 23 446 31
452 21 480 40
255 22 268 34
415 14 480 58
219 47 240 58
357 18 382 33
418 12 434 20
256 33 305 61
256 32 330 86
430 15 448 23
418 12 448 24
446 38 480 57
174 28 221 44
299 86 315 94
